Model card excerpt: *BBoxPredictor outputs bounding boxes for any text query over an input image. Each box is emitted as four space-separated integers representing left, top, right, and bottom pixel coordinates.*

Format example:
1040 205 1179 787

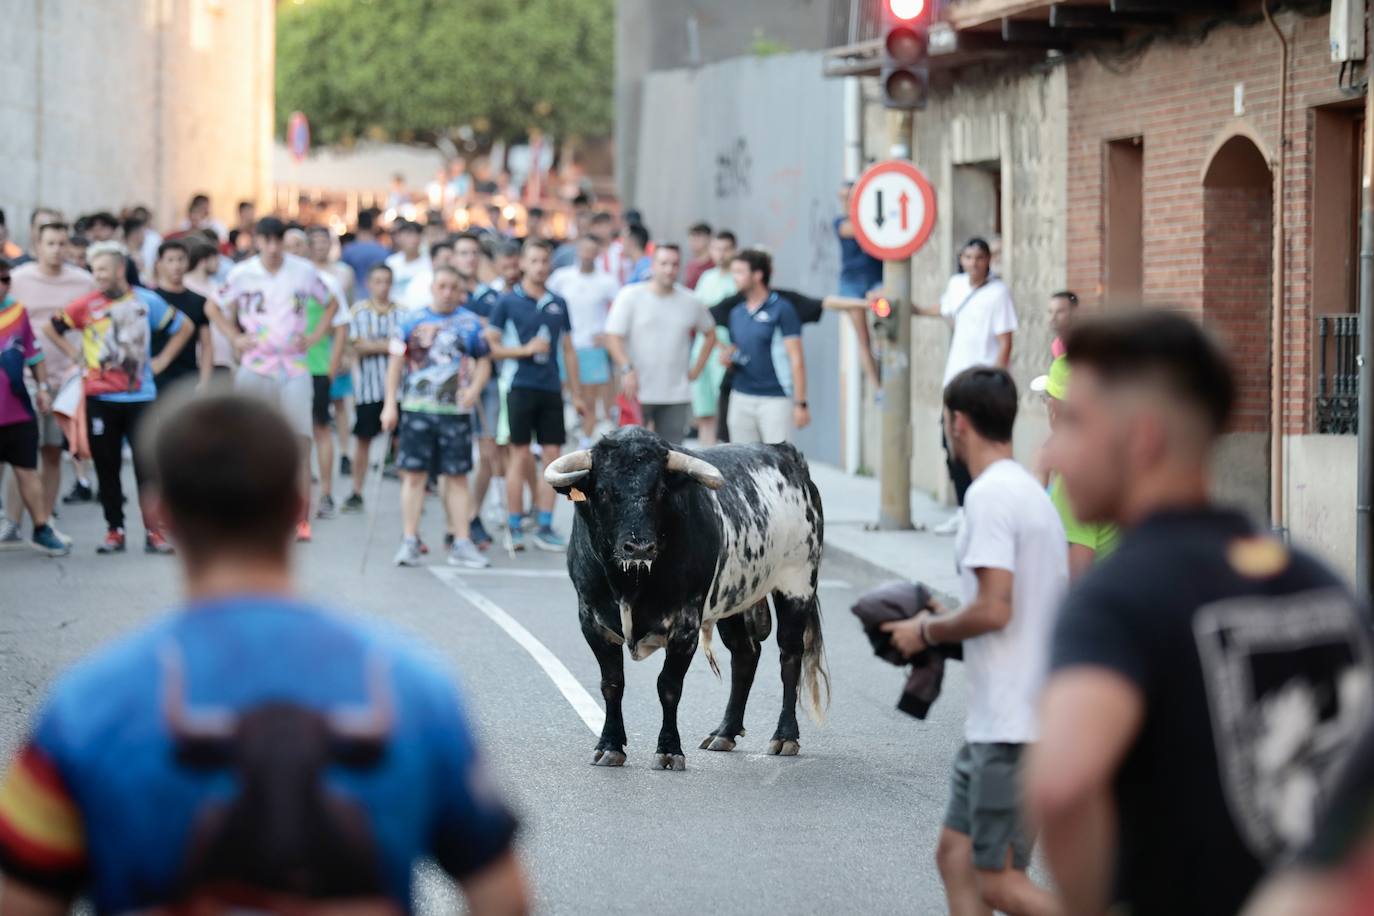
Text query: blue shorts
472 382 502 439
576 347 611 386
330 374 354 400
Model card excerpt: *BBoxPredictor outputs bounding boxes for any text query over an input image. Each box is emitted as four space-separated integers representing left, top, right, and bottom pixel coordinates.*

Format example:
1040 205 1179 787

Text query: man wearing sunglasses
0 259 70 555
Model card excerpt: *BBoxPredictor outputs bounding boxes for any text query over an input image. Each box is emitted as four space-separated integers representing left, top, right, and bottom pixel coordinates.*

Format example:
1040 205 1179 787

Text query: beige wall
0 0 274 243
858 67 1068 498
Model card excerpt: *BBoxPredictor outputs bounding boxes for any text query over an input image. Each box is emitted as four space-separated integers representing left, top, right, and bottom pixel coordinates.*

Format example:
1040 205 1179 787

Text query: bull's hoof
766 739 800 756
652 753 687 771
700 735 736 752
591 748 626 767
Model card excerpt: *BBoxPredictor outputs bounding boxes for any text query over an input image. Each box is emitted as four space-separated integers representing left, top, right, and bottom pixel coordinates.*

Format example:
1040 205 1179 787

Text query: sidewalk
808 461 962 601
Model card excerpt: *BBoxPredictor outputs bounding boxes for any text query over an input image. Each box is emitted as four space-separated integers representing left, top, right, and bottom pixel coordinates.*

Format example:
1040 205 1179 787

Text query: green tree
276 0 614 148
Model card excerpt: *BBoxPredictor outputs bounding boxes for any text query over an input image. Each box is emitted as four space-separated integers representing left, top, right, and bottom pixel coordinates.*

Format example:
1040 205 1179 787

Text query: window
1105 137 1143 306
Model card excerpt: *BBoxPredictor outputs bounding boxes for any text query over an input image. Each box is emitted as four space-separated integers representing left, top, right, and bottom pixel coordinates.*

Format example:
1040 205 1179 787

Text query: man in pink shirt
4 220 97 536
206 217 338 542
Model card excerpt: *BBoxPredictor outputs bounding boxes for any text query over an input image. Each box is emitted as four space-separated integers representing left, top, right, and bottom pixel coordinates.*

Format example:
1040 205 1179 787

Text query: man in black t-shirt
1024 311 1373 916
152 239 211 391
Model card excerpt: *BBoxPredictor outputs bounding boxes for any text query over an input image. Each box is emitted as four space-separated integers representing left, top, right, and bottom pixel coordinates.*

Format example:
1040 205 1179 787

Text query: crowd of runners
0 194 822 570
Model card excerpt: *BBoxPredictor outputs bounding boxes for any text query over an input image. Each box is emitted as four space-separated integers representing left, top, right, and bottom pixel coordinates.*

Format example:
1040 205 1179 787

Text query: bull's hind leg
767 591 809 756
700 614 761 752
581 610 627 767
652 631 698 771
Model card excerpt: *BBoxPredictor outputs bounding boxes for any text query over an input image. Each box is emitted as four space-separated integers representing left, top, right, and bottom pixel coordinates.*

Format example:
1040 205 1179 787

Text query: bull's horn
545 449 593 487
161 642 237 740
667 451 724 490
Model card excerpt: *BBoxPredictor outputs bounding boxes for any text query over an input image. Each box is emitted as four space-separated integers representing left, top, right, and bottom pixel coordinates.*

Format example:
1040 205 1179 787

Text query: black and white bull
545 426 829 770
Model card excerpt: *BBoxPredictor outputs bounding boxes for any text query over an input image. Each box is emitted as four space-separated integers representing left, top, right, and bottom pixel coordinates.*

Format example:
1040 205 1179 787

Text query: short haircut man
942 366 1016 444
732 249 772 287
714 230 738 247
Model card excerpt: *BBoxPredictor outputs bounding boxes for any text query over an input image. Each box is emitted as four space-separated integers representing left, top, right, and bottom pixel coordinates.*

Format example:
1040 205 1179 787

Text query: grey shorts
944 742 1036 871
234 368 314 437
35 410 64 449
472 382 502 439
641 403 691 446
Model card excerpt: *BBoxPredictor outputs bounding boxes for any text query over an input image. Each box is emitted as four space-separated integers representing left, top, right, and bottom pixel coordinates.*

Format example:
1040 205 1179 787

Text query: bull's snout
620 539 657 561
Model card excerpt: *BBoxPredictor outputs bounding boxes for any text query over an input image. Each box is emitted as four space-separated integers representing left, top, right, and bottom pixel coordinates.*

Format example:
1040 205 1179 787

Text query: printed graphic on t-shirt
81 294 151 396
396 310 488 414
1193 587 1373 861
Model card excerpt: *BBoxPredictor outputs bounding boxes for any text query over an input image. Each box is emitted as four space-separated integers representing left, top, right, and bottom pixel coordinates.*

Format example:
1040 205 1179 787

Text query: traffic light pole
878 109 915 531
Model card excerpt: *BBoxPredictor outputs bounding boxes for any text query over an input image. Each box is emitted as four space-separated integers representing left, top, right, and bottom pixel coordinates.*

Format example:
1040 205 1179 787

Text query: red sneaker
144 528 175 555
296 520 312 543
96 528 126 554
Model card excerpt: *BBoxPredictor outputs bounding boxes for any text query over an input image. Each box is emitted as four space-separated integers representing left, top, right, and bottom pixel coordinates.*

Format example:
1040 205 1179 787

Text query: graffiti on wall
715 137 753 200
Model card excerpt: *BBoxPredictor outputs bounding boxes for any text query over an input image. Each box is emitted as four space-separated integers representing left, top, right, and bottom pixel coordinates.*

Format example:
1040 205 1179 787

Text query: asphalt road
1 465 972 914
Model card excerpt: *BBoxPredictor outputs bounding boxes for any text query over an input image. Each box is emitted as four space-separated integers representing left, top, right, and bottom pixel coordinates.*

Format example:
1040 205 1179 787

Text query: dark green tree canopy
276 0 613 147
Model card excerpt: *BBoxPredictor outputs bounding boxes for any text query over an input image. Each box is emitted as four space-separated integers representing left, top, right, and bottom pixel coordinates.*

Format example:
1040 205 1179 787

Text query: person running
43 241 194 555
548 234 619 446
151 239 213 392
342 264 398 513
304 226 354 520
0 259 68 555
605 245 716 446
4 219 96 529
385 221 430 307
690 230 737 445
382 267 496 569
207 216 338 543
882 366 1067 916
0 392 530 915
484 240 583 553
1030 356 1119 581
719 249 809 444
913 237 1018 535
1025 311 1373 916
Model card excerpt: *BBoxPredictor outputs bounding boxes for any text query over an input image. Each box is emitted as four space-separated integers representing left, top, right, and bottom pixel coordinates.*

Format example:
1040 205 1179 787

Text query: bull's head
545 427 722 574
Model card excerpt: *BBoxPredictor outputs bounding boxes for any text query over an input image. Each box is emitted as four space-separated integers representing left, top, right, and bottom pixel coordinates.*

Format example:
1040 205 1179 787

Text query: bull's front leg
652 630 698 771
581 610 627 767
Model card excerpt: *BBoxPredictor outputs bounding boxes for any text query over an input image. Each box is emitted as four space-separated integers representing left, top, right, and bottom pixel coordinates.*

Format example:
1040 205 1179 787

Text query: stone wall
0 0 274 242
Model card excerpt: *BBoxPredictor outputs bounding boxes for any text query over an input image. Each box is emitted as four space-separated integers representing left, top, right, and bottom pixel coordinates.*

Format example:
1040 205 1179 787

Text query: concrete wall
859 66 1068 499
0 0 274 243
615 0 833 201
632 50 847 465
1286 434 1358 585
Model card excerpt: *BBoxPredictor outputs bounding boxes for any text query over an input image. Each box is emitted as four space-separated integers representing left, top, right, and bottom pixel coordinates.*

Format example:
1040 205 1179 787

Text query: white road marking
429 568 604 736
443 567 853 590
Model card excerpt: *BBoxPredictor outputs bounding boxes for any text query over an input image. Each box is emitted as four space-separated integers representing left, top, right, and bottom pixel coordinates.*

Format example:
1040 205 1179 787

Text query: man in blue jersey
719 249 810 444
0 393 529 916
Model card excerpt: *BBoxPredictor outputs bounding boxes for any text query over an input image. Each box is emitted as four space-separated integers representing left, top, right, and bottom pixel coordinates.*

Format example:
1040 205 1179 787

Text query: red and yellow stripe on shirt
0 744 86 874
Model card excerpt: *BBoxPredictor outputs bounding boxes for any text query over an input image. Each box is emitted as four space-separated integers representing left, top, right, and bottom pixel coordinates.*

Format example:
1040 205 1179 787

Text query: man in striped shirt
342 263 398 513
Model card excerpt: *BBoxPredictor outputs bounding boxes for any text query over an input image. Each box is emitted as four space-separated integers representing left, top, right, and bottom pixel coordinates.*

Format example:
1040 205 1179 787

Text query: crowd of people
0 192 823 569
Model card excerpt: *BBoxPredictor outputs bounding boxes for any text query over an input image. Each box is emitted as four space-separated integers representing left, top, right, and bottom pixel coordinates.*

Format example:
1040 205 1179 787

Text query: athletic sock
538 511 553 529
508 513 523 531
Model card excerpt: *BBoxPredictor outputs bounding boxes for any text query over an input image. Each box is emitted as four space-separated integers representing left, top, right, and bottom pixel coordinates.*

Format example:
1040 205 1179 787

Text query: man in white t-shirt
384 221 430 307
604 245 716 446
883 366 1067 916
548 235 619 445
913 237 1017 533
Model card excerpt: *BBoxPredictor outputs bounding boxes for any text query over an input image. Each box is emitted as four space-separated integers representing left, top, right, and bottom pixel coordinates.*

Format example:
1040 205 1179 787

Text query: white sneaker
393 537 423 567
0 520 25 550
447 538 491 569
933 509 964 537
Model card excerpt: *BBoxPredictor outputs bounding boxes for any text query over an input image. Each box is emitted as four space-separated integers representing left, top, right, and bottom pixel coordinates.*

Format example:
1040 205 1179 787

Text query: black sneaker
62 481 95 504
342 493 365 513
443 532 456 549
340 455 353 476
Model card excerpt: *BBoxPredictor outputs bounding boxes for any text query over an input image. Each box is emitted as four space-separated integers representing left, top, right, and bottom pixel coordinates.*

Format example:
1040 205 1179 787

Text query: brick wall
1066 8 1349 436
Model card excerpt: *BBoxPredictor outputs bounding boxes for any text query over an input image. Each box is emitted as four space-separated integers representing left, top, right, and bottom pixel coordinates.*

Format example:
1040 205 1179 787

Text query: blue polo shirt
488 284 571 393
467 284 500 320
728 292 802 398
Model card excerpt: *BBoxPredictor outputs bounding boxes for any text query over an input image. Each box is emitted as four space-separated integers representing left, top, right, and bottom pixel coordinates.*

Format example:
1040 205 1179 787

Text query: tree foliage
276 0 614 148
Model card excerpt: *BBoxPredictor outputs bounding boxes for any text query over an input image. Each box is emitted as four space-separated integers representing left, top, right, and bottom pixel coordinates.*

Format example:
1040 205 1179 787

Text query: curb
822 539 960 607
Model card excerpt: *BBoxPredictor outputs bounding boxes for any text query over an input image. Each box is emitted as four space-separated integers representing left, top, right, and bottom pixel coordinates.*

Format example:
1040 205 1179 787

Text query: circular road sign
849 160 937 261
288 111 311 163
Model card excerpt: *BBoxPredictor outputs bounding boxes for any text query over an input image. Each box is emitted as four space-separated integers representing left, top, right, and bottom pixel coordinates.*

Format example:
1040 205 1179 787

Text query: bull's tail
801 595 831 725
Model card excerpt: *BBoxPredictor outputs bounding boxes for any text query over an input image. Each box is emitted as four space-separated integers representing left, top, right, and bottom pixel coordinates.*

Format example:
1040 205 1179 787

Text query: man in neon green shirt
1033 356 1119 580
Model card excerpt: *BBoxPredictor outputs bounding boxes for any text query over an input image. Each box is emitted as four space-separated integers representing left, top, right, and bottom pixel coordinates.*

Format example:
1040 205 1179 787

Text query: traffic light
871 295 899 342
881 0 931 110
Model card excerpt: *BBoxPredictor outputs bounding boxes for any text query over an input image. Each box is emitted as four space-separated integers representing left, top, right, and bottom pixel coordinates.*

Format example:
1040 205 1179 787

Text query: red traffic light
888 0 926 20
872 297 893 319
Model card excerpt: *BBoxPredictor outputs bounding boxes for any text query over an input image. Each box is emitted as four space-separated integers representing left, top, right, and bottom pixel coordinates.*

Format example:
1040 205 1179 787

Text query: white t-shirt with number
955 458 1068 744
939 274 1018 387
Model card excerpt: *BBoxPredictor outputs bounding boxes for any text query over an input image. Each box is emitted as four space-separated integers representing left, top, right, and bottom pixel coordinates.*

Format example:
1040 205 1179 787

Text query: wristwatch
620 365 635 377
795 400 809 409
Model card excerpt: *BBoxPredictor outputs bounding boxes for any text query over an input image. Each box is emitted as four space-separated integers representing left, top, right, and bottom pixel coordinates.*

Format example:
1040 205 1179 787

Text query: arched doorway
1202 134 1273 520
